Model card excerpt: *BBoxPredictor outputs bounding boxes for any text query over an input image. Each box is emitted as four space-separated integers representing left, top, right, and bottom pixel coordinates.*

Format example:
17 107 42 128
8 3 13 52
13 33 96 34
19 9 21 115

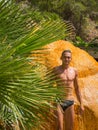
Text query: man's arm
74 70 84 113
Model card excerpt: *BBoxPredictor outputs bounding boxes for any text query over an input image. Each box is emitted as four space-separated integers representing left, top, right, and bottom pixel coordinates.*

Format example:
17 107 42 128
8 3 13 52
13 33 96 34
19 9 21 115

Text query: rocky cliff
37 40 98 130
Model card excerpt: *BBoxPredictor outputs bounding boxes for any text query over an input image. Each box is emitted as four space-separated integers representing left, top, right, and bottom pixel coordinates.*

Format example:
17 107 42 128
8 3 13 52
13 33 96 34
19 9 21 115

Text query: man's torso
54 66 76 100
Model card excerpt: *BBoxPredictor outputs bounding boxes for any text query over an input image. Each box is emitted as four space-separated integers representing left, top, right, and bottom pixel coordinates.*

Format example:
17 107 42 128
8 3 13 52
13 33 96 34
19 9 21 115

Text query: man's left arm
74 70 84 114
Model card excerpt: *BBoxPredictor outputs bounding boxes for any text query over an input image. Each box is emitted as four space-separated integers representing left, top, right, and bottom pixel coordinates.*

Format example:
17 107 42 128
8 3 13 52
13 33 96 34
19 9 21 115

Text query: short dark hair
61 50 72 57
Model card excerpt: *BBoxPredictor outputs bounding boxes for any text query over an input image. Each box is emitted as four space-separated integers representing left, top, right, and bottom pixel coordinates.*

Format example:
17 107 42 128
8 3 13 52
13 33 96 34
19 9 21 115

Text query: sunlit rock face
39 40 98 130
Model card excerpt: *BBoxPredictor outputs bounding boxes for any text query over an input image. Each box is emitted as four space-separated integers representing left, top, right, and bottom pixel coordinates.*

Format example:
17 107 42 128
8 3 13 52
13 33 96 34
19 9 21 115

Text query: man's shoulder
70 66 78 75
70 66 77 71
53 66 61 73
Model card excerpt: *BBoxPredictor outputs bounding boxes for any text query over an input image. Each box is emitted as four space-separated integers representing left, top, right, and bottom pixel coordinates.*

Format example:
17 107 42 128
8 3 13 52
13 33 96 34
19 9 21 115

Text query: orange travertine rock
34 40 98 130
43 40 98 78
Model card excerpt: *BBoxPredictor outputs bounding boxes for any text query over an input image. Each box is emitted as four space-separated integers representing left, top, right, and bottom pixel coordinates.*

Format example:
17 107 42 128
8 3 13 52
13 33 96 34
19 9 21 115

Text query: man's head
61 50 72 66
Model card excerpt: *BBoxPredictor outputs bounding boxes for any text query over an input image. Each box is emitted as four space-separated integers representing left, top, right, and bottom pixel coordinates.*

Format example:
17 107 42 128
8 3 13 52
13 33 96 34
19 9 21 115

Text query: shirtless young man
53 50 84 130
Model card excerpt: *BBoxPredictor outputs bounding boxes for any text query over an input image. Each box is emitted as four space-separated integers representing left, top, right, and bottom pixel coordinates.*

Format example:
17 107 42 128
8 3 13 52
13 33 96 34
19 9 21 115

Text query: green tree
26 0 98 35
0 0 72 129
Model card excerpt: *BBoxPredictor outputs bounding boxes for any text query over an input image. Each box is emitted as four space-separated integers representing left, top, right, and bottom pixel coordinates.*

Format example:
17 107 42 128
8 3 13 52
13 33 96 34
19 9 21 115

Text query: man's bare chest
57 68 76 81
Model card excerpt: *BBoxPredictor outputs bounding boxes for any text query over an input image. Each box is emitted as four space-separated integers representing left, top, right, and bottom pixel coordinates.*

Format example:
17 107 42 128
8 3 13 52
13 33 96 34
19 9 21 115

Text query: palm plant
0 0 73 129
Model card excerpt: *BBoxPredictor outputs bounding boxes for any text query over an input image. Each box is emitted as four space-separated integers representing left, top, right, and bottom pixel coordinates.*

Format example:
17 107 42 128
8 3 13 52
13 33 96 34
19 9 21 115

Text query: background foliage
25 0 98 59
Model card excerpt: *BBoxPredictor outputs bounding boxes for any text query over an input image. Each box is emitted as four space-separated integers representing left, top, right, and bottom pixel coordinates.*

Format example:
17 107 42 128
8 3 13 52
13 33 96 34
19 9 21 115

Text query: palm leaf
0 0 72 129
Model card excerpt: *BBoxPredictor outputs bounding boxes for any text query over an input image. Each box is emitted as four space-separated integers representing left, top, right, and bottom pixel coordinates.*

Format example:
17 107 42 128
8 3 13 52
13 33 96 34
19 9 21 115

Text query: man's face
61 52 72 65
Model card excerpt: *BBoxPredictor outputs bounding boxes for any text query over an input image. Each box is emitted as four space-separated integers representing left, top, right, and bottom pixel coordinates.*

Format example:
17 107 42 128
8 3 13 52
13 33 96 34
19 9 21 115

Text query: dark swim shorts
60 100 74 111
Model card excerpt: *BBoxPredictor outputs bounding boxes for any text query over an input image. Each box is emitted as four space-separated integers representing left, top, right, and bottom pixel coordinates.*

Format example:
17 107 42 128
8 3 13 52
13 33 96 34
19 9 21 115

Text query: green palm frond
0 0 72 129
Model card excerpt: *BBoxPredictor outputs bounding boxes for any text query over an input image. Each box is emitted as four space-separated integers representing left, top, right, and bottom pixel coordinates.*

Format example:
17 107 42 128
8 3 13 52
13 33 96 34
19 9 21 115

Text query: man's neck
61 64 69 70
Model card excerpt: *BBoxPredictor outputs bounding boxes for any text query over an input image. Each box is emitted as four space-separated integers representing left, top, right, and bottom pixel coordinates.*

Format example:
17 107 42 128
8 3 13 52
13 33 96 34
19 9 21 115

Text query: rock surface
37 40 98 130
